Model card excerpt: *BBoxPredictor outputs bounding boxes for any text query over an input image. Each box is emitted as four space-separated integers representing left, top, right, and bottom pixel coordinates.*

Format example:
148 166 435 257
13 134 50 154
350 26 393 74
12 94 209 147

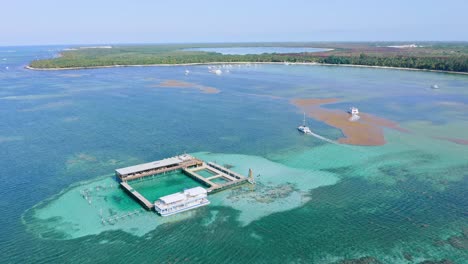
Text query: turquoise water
183 47 331 55
130 171 204 201
196 169 217 178
211 177 229 184
1 46 468 263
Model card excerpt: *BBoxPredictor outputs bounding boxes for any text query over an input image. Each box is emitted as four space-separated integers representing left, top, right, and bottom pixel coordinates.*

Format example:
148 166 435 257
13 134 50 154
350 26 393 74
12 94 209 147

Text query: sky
1 0 468 46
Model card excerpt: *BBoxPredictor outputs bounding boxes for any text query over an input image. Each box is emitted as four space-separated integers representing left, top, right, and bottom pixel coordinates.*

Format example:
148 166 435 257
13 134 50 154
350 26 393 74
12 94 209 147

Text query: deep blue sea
0 46 467 263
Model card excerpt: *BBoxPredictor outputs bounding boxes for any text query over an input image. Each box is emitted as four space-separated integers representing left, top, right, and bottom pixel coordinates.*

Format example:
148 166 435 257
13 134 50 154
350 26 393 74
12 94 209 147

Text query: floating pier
115 155 253 211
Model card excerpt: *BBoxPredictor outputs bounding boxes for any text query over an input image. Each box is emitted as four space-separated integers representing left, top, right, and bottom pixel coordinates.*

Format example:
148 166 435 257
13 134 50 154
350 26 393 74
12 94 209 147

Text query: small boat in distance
431 84 439 89
348 107 360 121
348 107 359 115
209 68 223 75
298 113 312 135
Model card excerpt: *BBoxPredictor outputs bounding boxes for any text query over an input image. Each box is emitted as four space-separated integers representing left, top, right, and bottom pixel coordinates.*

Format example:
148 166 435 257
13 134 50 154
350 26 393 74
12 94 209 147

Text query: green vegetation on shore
29 42 468 73
321 54 468 72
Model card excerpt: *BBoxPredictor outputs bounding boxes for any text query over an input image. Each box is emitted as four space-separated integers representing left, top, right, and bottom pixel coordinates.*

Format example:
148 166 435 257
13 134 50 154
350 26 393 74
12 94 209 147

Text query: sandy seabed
152 80 220 94
292 98 408 146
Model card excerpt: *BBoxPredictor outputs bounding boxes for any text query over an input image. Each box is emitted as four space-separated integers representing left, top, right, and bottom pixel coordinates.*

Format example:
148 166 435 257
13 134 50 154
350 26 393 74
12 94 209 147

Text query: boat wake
307 130 366 154
308 131 340 145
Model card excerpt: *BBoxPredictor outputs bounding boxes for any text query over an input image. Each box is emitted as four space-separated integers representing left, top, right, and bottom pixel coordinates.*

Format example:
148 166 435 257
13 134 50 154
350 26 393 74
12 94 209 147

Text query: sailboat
297 113 312 135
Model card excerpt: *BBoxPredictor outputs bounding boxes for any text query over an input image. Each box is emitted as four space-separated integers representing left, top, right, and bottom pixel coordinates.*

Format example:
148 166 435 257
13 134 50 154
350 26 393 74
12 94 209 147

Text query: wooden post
248 168 255 184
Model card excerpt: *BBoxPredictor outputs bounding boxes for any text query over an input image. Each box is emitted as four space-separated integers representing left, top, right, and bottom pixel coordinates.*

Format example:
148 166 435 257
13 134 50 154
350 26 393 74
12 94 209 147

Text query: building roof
115 154 194 176
159 192 187 204
158 187 207 204
184 186 207 196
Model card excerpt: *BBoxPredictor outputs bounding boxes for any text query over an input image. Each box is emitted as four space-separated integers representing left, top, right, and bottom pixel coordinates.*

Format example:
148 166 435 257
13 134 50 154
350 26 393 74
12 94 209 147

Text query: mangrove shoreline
25 62 468 75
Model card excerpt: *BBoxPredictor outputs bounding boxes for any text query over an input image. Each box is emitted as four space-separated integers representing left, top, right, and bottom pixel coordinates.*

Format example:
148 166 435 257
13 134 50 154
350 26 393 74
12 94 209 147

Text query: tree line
318 54 468 72
30 50 468 73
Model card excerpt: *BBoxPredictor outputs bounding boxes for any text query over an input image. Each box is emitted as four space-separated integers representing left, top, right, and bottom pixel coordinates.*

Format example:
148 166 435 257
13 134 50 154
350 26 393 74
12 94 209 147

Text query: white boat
348 107 359 115
154 187 210 216
208 68 223 75
348 107 360 121
184 70 190 75
431 84 439 89
297 113 312 135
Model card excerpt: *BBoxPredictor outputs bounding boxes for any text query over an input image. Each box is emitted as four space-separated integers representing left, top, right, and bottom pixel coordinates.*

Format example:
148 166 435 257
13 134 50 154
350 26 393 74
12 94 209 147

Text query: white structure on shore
387 44 419 48
154 187 210 216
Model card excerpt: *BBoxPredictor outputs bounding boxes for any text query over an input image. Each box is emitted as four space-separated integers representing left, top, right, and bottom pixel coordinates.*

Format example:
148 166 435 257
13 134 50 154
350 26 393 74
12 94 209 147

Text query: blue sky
1 0 467 46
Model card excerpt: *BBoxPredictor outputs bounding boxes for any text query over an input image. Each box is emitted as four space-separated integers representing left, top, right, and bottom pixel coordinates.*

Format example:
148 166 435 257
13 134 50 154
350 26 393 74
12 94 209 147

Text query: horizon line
2 40 468 48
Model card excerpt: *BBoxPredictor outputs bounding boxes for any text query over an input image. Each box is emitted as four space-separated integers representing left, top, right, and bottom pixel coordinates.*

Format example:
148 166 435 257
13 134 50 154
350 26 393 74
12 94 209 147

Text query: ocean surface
0 46 467 264
183 47 331 55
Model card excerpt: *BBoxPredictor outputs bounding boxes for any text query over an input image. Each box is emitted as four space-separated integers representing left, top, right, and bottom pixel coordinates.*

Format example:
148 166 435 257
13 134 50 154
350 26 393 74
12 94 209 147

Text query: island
28 42 468 73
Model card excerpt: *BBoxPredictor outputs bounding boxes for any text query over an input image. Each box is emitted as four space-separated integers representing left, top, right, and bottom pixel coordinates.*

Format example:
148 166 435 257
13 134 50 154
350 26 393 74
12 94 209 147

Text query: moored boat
154 187 210 216
348 107 359 115
348 107 360 121
298 113 312 135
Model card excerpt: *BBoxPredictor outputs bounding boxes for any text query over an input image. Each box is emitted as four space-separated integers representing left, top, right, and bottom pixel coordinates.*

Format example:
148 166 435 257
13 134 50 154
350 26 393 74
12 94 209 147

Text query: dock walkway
183 162 249 193
116 155 251 211
120 182 154 210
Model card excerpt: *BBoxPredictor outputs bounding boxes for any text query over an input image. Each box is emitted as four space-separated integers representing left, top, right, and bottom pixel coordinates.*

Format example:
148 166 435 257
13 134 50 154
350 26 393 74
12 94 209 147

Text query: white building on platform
154 187 210 216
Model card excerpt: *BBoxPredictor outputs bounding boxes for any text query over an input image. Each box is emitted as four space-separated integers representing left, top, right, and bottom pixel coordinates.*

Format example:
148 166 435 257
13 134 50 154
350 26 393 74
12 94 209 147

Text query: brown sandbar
152 80 220 94
291 98 407 146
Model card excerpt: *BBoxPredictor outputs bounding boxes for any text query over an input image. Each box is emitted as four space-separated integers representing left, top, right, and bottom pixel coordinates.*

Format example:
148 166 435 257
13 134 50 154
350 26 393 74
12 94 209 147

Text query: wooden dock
207 162 246 180
120 182 154 210
116 155 252 211
182 162 249 193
